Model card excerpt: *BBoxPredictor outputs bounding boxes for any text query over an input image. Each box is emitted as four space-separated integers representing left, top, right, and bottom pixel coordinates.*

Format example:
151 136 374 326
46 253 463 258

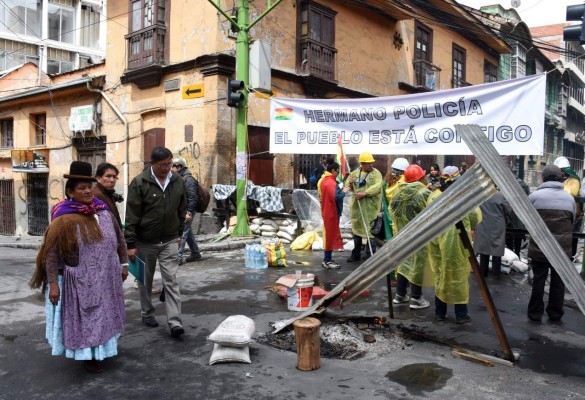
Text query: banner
269 74 546 155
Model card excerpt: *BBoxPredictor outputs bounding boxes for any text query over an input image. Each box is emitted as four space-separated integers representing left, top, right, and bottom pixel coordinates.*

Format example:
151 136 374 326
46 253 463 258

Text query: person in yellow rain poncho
554 156 582 259
344 152 383 263
389 165 433 310
427 166 481 324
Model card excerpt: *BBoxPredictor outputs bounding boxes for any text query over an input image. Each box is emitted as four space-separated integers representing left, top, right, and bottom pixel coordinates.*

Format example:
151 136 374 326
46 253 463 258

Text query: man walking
125 146 187 338
344 152 383 262
172 157 202 265
527 165 575 322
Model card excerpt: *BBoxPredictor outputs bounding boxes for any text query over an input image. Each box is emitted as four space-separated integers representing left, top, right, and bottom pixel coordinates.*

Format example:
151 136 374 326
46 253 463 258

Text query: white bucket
287 274 314 311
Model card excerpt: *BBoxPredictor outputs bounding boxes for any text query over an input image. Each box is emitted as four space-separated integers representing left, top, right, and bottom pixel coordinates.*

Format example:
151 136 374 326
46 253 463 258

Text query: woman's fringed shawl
30 212 105 293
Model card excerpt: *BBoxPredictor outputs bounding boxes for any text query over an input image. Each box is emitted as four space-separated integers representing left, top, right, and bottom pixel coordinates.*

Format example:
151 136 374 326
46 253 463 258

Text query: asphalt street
1 245 585 399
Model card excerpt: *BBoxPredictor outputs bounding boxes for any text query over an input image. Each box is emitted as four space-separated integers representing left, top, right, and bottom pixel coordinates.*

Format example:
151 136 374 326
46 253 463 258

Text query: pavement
1 237 585 399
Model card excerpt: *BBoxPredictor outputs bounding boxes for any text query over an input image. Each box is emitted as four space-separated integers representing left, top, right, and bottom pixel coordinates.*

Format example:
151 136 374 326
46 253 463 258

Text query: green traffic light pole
207 0 285 236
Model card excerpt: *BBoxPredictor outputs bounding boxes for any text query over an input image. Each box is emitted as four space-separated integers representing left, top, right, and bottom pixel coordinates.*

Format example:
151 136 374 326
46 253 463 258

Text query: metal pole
455 221 513 361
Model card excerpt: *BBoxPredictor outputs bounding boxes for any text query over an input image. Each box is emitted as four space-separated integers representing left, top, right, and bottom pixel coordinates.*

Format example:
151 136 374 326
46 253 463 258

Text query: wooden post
386 274 394 319
455 221 513 361
293 317 321 371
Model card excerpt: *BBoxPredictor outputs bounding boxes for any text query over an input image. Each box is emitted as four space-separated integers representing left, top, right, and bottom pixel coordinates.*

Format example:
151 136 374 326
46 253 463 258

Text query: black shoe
346 256 361 263
456 316 472 325
186 252 202 262
528 315 542 322
159 288 165 303
83 360 103 374
142 315 159 327
171 326 185 338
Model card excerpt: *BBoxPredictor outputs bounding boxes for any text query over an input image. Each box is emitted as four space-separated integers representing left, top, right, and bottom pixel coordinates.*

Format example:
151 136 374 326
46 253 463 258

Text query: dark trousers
351 235 376 260
506 235 524 257
479 254 501 277
528 261 565 321
435 297 469 319
396 273 422 299
323 250 332 262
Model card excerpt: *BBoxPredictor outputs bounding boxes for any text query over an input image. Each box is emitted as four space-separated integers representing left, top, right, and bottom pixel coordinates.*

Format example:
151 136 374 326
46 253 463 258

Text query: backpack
194 178 210 213
309 164 324 187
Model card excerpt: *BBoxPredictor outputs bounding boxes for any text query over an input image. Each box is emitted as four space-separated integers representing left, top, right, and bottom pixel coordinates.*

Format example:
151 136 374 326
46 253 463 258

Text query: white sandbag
259 225 278 232
341 232 353 239
277 231 293 241
208 315 255 347
209 344 251 365
280 238 291 244
262 218 279 229
251 218 262 225
262 231 277 237
249 223 259 231
312 237 323 251
502 248 519 264
282 225 297 236
277 219 290 226
510 260 529 273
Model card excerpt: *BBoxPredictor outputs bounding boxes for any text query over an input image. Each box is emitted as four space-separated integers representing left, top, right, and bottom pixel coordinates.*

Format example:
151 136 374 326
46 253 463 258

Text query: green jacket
125 168 187 248
345 167 383 238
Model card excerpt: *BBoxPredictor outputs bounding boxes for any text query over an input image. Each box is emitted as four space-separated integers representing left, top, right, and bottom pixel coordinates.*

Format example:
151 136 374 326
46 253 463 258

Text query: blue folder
128 256 145 284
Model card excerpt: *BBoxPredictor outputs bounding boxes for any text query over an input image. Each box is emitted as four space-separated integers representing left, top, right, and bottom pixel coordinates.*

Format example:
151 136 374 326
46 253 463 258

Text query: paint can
287 274 314 311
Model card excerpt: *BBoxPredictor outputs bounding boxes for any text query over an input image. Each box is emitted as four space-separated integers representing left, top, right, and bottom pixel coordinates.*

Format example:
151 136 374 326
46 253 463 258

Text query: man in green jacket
125 146 187 338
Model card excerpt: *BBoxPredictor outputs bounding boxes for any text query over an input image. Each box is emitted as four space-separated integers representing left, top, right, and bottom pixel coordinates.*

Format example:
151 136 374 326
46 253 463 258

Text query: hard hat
404 165 426 183
358 152 375 163
391 157 409 171
553 156 570 169
172 156 187 168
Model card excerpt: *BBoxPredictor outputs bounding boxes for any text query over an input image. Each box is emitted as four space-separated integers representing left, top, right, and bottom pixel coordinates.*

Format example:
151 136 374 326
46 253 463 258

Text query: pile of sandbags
208 315 255 365
502 248 529 273
249 217 298 244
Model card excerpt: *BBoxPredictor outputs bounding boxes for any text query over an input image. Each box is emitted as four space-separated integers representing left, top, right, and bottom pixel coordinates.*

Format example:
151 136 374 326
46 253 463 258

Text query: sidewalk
0 233 259 252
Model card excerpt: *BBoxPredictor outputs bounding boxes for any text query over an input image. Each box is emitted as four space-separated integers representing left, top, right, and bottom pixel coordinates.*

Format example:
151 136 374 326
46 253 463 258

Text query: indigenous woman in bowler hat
30 161 128 373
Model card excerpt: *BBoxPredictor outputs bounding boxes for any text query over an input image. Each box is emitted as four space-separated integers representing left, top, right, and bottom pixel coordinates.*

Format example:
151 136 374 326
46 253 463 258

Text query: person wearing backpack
309 156 327 189
172 157 202 265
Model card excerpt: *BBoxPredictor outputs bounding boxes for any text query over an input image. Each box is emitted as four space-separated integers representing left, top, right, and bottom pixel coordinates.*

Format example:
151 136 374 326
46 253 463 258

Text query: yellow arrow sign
182 84 204 99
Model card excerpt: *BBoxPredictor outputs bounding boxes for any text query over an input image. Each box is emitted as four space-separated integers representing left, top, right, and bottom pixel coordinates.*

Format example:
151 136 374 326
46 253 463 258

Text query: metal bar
455 221 513 361
273 163 496 332
456 124 585 317
386 274 394 319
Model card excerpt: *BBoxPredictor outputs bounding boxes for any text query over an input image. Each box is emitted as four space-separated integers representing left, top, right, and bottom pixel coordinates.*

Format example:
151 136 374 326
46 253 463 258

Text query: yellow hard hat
358 152 375 163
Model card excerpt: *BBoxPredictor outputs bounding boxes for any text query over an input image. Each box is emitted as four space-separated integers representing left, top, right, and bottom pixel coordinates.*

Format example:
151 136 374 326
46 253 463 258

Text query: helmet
391 157 409 171
404 165 426 183
172 156 187 168
553 156 570 169
358 152 375 163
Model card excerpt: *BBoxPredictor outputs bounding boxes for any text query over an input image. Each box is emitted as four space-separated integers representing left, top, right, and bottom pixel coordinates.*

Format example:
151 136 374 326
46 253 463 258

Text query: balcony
413 60 441 90
300 39 337 82
122 25 166 88
452 76 472 89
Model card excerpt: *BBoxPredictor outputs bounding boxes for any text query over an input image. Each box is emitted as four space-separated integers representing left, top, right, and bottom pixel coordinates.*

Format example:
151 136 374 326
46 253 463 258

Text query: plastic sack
290 231 319 251
263 239 288 267
208 315 255 347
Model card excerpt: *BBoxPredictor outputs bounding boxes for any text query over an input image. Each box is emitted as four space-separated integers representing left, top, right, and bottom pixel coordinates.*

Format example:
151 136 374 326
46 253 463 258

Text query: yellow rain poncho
427 190 482 304
389 181 434 287
345 167 383 238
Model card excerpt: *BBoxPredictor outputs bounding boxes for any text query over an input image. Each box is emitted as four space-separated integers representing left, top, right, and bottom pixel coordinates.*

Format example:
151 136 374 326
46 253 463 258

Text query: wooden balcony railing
300 38 337 81
452 76 472 88
413 59 441 90
126 25 166 70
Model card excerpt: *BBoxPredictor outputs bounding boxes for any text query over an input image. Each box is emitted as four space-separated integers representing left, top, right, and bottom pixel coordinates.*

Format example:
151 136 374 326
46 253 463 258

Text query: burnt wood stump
293 317 321 371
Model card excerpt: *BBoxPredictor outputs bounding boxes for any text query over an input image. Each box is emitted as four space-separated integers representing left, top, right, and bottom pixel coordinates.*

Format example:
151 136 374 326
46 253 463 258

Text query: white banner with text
269 74 546 155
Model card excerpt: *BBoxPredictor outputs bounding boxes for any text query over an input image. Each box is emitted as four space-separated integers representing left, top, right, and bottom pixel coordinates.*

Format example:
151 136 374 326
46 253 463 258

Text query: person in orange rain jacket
318 158 344 269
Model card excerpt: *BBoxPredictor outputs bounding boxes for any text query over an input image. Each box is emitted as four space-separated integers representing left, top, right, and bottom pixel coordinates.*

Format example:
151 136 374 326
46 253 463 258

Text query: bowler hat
63 161 95 181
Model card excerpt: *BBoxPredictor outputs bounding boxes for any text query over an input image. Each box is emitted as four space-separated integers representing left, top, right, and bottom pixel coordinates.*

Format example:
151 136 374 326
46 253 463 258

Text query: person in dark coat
473 190 512 279
92 163 123 228
527 165 575 322
172 157 201 265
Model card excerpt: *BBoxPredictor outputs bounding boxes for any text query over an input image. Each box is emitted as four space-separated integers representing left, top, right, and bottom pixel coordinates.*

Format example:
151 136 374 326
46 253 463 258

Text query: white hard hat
391 157 409 171
553 156 570 169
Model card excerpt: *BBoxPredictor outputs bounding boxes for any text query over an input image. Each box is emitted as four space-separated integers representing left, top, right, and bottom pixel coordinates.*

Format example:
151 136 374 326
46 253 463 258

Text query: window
1 119 14 148
413 22 437 89
126 0 167 69
0 39 38 71
484 60 497 83
299 1 337 81
452 44 466 88
0 0 41 37
47 47 74 74
33 114 46 146
511 43 526 79
80 4 100 49
48 0 75 43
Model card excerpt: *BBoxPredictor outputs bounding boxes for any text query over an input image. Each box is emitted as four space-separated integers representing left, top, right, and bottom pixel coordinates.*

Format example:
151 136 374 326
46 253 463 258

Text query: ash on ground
258 321 414 360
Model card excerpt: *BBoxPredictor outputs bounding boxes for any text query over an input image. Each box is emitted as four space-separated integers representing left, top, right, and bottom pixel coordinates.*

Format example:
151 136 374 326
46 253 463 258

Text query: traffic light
564 4 585 44
227 78 244 107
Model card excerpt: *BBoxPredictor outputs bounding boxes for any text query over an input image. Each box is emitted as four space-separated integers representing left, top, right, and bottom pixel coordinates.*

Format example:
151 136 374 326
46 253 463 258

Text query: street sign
182 84 204 99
